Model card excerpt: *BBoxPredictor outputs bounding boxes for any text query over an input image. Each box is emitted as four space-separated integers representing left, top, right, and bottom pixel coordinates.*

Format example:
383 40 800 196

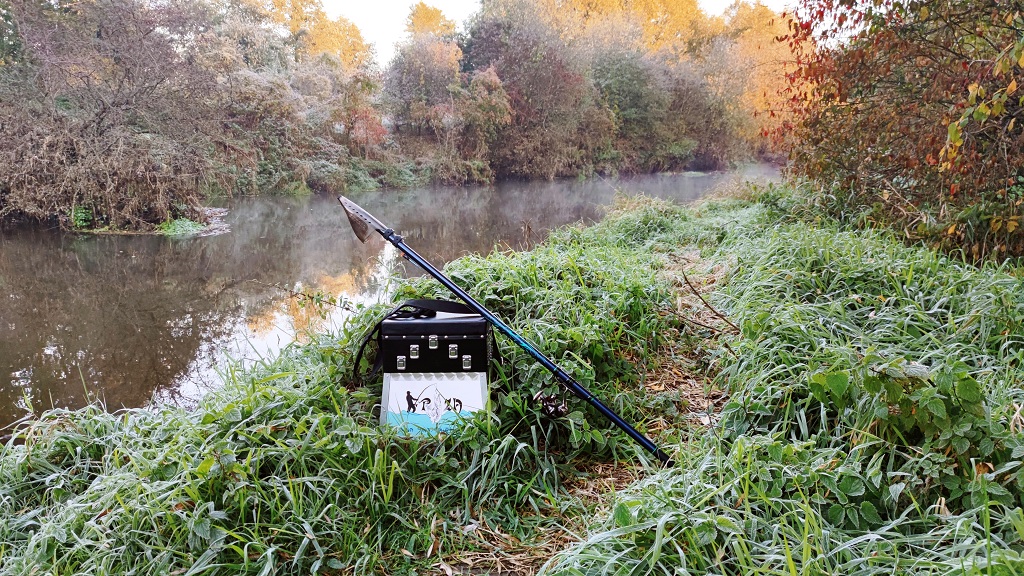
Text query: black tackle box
381 312 490 374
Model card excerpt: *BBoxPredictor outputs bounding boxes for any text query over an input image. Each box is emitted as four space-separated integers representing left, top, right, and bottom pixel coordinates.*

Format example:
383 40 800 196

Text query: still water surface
0 166 778 428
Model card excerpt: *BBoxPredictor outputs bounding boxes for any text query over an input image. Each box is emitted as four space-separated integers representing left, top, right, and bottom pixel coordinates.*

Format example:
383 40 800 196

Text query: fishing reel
533 390 568 418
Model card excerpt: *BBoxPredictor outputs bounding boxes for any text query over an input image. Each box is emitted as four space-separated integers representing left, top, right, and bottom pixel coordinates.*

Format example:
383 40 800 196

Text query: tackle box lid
382 312 488 338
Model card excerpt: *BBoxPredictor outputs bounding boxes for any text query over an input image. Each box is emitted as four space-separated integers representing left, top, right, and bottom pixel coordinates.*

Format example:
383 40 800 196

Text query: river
0 165 779 429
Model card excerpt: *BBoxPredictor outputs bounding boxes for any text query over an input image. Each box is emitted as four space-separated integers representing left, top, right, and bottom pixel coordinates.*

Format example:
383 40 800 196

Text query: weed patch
158 218 206 236
0 196 699 575
5 189 1021 575
547 186 1024 576
717 224 1024 517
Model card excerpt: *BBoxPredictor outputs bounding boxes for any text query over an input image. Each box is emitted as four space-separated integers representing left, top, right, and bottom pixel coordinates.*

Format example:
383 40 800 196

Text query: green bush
716 218 1024 519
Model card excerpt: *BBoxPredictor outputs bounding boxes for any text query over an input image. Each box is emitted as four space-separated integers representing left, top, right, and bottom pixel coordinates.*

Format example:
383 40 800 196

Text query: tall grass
717 223 1024 515
545 186 1024 576
545 435 1024 576
6 188 1023 575
0 196 697 575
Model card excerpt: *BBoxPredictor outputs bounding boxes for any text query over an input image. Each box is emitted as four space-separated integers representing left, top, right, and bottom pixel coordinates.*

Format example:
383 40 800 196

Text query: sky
323 0 792 66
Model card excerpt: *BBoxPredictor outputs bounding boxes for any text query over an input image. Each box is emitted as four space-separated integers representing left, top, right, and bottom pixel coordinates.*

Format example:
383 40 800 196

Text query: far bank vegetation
0 0 794 231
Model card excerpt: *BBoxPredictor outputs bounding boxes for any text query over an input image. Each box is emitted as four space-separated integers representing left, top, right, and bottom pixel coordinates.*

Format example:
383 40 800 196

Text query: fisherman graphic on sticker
406 391 417 413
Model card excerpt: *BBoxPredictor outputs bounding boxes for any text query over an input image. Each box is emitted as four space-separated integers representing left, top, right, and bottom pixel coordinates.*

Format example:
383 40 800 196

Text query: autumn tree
591 51 687 170
262 0 371 69
452 67 512 161
462 12 604 178
0 0 385 228
383 33 463 134
405 1 456 38
303 15 371 70
205 0 384 190
504 0 712 57
786 0 1024 260
1 0 223 229
721 2 800 155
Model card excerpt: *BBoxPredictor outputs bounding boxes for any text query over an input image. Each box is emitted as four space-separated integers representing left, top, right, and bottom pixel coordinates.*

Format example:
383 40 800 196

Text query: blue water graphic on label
386 411 475 435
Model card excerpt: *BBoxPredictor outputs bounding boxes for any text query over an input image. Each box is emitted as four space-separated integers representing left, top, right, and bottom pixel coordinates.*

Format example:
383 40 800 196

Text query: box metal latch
449 344 458 359
462 355 472 370
428 335 438 349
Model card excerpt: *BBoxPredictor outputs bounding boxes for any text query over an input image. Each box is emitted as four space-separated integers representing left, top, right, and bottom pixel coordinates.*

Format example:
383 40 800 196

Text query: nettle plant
718 223 1024 524
724 359 1017 527
808 358 1015 511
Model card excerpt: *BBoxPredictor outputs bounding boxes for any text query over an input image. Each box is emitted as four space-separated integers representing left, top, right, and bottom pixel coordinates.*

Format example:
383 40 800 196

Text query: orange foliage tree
724 2 803 156
264 0 371 69
405 1 456 38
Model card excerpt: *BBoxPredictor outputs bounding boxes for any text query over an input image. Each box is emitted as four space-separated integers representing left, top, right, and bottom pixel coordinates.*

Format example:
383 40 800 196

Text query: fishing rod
338 195 673 466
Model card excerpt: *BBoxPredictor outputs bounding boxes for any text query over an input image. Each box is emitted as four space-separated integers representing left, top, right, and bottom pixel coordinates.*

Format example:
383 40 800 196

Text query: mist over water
0 165 778 428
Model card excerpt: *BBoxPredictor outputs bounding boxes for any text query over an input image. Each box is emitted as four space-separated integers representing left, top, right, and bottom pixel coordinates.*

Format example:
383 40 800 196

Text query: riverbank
0 167 778 431
2 184 1022 574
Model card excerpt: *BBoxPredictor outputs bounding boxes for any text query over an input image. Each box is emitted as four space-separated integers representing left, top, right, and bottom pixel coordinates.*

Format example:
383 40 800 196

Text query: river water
0 165 778 428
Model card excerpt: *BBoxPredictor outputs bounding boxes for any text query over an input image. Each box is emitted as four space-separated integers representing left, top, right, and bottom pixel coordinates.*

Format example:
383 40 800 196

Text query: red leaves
787 0 1024 259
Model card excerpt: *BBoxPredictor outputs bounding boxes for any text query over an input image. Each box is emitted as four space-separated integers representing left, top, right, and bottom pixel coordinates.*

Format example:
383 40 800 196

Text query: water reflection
0 165 778 428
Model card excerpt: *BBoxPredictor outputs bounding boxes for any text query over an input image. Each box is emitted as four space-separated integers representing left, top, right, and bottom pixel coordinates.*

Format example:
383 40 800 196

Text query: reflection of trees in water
245 272 362 342
0 230 237 425
0 167 779 428
0 200 383 427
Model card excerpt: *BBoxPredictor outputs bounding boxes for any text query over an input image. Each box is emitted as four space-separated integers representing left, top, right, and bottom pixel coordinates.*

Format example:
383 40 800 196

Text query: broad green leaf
973 102 991 121
979 437 995 457
197 457 216 475
926 398 948 419
948 122 963 145
860 501 882 524
863 375 882 394
839 476 866 497
715 515 742 535
809 373 828 402
955 377 982 403
952 436 970 455
889 482 906 502
828 504 845 525
613 503 632 528
826 372 850 398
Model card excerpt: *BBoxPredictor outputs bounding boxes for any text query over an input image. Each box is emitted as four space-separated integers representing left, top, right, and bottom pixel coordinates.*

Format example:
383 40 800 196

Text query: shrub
786 0 1024 260
717 222 1024 517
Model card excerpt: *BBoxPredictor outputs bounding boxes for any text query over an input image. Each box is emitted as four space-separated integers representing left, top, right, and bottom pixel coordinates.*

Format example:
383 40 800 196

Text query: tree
452 66 512 161
206 3 385 190
503 0 712 57
384 34 463 133
405 1 456 38
0 0 20 65
262 0 371 68
462 14 600 178
303 13 371 71
785 0 1024 260
723 2 800 155
1 0 223 229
